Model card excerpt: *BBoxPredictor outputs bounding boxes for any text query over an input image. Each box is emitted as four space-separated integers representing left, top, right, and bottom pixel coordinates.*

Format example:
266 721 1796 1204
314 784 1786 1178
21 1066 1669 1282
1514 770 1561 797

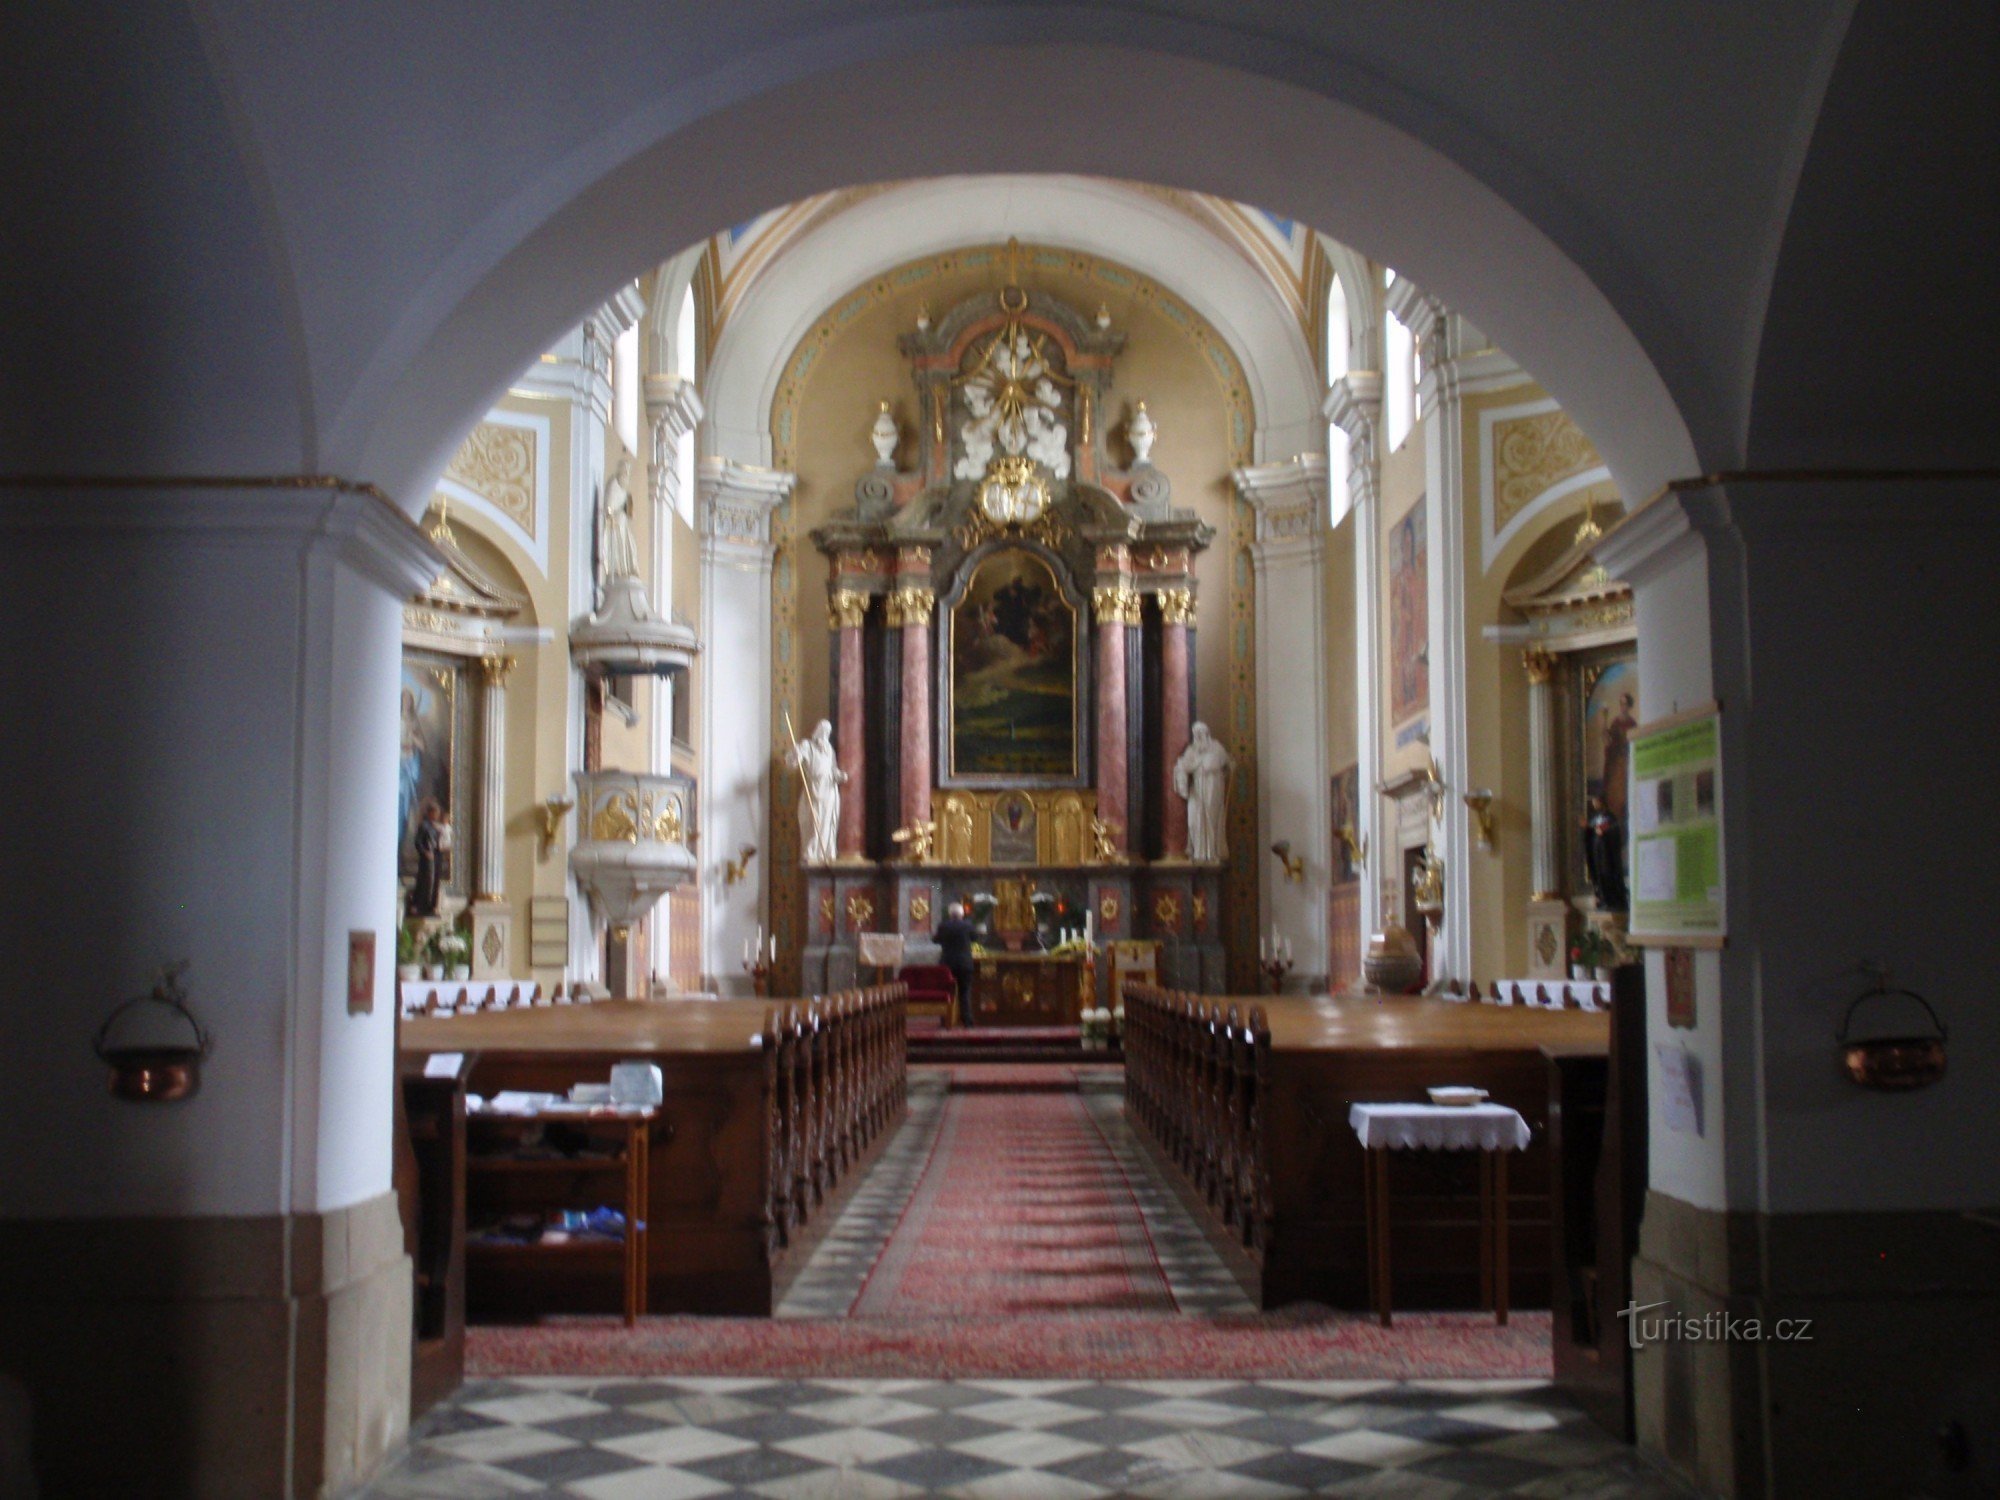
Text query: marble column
1523 648 1562 899
1157 587 1195 858
889 583 934 837
476 654 515 900
829 588 868 858
1093 582 1138 852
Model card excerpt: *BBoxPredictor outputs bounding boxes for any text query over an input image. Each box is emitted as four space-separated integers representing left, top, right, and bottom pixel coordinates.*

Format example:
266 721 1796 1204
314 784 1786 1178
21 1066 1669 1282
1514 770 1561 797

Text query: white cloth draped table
1347 1102 1531 1153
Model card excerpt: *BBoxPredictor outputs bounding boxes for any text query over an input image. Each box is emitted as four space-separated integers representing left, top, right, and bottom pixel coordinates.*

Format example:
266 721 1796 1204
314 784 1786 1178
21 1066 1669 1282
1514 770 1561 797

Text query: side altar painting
1389 495 1429 732
946 546 1080 782
398 653 470 912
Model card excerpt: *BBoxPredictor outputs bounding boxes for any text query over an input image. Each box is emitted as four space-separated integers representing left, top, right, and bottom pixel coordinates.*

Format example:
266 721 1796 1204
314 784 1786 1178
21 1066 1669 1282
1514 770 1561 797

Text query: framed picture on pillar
398 651 473 902
1388 495 1429 729
1329 762 1361 884
939 543 1087 786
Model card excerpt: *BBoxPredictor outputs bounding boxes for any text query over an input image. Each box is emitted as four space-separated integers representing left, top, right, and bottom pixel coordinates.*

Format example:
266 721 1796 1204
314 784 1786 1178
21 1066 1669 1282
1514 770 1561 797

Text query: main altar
794 253 1228 1001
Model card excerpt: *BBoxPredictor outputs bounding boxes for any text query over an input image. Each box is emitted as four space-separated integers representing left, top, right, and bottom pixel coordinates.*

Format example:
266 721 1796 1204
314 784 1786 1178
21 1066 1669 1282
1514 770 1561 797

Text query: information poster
1628 703 1726 945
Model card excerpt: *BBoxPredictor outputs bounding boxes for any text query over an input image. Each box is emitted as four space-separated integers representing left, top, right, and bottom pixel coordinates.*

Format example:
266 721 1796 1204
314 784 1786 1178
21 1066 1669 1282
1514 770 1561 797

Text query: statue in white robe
785 718 847 866
1173 721 1234 863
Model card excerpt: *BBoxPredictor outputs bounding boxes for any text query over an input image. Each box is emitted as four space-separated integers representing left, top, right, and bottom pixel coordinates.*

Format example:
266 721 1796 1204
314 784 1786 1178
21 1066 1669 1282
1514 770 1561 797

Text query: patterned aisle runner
849 1083 1178 1318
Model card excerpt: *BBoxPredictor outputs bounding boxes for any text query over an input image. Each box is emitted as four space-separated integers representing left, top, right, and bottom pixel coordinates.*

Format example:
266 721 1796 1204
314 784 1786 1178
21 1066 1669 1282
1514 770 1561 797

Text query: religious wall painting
990 790 1039 864
1389 495 1430 727
1578 653 1640 826
397 653 471 899
1330 762 1362 885
945 545 1082 783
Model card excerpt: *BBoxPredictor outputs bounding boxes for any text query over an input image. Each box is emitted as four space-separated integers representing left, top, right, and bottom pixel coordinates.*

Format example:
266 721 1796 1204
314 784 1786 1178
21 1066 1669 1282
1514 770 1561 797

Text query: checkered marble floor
779 1069 1255 1319
361 1375 1686 1497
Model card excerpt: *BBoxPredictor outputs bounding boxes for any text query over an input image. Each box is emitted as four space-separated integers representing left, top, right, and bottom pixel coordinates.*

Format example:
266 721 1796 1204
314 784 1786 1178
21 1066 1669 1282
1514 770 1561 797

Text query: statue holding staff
784 714 846 866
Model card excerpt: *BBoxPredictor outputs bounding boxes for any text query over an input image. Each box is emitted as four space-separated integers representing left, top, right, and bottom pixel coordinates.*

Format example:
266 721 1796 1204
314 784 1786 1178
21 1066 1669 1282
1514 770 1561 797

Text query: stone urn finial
870 401 898 467
1128 401 1157 467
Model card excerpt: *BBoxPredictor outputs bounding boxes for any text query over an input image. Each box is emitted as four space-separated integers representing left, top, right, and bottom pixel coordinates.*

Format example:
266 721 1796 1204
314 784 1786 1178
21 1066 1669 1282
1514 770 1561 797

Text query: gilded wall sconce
1269 840 1305 883
723 844 758 887
536 796 574 859
1335 824 1368 870
1462 790 1497 848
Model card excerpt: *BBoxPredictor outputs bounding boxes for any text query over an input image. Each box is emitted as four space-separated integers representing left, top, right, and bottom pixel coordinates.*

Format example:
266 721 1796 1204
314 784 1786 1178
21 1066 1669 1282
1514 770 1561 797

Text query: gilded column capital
1157 587 1197 627
478 653 518 687
1093 584 1142 627
1522 646 1559 684
885 585 934 628
827 588 869 630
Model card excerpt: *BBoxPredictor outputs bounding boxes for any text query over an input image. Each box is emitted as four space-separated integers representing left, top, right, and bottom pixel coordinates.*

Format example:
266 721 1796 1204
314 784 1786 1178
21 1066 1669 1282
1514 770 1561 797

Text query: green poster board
1627 703 1726 946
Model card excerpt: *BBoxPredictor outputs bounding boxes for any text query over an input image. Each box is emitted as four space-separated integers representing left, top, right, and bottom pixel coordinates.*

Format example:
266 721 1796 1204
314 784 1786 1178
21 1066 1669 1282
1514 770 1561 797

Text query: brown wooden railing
1122 983 1273 1254
760 983 908 1255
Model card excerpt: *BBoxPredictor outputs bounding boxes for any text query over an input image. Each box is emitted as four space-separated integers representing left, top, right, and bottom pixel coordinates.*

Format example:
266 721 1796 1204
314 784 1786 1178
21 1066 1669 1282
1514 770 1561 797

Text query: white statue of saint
1173 721 1234 863
786 718 847 866
600 456 643 581
953 383 998 480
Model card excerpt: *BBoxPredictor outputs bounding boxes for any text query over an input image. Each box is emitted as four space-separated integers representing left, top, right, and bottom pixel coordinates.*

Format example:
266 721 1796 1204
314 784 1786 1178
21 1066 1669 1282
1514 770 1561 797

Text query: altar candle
769 932 777 962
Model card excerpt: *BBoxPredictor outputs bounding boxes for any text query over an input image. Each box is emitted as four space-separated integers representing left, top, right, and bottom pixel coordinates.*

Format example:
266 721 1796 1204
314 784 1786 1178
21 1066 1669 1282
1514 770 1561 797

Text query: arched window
1385 299 1415 453
614 319 640 454
672 285 697 527
1326 272 1352 524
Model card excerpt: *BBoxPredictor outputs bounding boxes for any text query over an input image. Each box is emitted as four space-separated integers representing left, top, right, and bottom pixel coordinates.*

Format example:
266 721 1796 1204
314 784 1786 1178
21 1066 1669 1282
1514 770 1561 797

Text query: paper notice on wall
1655 1043 1704 1135
1633 779 1661 834
1636 836 1678 903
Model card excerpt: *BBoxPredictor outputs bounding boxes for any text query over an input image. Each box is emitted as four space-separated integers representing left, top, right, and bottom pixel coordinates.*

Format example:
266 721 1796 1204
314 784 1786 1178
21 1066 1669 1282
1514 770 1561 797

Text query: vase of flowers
428 924 471 982
395 925 422 983
1570 926 1612 981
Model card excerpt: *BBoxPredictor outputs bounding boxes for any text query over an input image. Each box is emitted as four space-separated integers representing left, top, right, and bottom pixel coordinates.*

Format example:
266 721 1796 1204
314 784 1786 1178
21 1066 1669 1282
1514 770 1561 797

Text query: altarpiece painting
946 546 1080 781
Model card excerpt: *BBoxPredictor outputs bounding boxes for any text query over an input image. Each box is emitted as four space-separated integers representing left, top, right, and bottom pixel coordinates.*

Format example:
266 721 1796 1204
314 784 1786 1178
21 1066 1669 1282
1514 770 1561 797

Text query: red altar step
906 1023 1123 1065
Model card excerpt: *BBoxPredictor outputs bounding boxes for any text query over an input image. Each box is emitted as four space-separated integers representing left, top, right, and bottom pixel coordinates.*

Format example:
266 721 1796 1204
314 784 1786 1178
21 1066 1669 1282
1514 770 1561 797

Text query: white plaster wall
1254 542 1332 983
700 549 776 994
0 494 425 1218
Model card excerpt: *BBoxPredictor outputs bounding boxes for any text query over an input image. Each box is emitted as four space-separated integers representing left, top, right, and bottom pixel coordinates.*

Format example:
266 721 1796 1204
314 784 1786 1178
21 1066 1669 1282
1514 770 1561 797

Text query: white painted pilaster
1235 455 1331 989
1328 370 1383 952
697 458 794 993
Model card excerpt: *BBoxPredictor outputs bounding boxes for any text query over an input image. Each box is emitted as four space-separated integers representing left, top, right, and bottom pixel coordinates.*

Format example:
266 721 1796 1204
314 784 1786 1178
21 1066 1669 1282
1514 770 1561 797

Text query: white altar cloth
1348 1102 1531 1153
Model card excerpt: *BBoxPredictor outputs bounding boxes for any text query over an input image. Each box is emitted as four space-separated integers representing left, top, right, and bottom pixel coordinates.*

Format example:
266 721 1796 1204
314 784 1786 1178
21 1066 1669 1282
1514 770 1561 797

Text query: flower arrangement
427 922 470 974
1569 926 1614 971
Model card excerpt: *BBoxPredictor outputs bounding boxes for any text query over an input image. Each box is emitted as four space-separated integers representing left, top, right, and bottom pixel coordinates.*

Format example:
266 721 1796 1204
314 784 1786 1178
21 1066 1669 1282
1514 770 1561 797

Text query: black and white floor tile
361 1376 1686 1497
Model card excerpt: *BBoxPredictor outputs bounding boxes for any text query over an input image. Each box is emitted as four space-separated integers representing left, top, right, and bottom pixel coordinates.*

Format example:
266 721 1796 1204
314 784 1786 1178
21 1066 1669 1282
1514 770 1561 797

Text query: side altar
790 256 1228 999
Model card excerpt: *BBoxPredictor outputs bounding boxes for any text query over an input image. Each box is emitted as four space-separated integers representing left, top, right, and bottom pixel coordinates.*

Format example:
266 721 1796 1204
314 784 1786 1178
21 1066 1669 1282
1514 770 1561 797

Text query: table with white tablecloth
1348 1101 1532 1327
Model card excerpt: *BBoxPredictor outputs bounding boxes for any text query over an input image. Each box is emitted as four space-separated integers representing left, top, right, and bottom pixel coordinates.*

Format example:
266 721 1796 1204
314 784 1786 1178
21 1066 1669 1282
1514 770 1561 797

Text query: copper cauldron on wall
95 962 211 1103
1837 982 1946 1092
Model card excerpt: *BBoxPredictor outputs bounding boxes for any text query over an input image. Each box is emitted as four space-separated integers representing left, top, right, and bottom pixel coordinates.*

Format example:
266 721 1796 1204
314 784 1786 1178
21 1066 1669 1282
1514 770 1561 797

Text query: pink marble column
1094 584 1133 853
830 590 867 859
1158 589 1194 858
894 585 934 835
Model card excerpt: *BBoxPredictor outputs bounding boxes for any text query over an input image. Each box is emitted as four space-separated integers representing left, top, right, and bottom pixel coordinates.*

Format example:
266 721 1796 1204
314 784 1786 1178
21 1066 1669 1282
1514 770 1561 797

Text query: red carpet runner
850 1089 1175 1317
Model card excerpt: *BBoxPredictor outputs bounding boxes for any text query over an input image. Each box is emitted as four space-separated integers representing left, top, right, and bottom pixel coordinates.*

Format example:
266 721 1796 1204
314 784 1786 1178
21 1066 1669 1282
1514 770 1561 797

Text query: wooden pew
1122 984 1606 1312
400 985 907 1318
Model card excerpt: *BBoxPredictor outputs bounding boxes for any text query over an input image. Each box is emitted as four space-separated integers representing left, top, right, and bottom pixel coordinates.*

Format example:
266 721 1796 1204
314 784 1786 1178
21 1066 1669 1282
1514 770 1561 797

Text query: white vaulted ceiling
700 176 1326 466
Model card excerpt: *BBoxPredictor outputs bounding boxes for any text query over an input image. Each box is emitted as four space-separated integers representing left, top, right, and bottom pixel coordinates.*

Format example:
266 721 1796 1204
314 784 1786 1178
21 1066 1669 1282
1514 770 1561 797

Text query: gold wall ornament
592 795 640 843
1153 891 1182 930
909 892 933 926
1157 587 1197 626
1335 823 1368 870
536 797 573 859
1492 409 1601 529
652 795 685 844
975 453 1052 526
1522 646 1559 684
827 588 869 630
1092 584 1142 627
1462 790 1497 849
723 843 757 886
1270 840 1305 883
891 819 937 862
845 892 876 930
442 421 538 538
886 585 934 628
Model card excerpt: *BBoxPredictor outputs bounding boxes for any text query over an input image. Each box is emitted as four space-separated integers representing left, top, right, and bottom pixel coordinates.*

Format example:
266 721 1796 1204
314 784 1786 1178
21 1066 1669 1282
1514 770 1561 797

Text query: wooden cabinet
463 1108 654 1326
970 953 1088 1026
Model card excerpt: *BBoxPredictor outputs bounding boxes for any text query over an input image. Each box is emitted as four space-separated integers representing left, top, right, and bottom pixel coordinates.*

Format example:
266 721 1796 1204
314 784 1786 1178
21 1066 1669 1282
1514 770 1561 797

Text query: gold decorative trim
1156 587 1197 626
1092 584 1142 627
478 653 518 687
827 588 869 630
1521 647 1558 685
885 585 934 628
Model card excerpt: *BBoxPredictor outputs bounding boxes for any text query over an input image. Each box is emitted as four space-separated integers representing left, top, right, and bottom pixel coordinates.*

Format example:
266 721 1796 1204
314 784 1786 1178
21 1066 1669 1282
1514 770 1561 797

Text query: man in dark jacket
932 902 976 1027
